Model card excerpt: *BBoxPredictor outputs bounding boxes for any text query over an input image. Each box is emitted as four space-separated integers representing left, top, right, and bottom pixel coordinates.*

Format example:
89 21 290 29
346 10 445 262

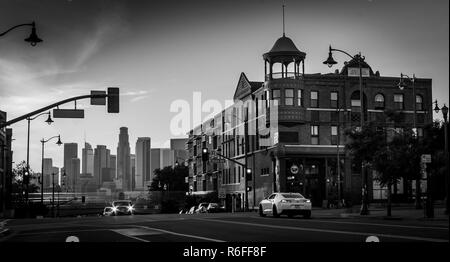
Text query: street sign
53 109 84 118
218 188 226 199
90 90 106 105
211 158 225 164
290 164 299 175
421 154 432 163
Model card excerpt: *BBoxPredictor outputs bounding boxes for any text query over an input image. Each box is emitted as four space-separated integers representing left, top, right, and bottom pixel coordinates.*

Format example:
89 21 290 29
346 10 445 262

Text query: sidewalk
312 205 449 221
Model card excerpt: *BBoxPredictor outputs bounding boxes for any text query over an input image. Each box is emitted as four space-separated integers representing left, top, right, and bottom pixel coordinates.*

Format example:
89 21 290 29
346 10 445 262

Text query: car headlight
305 199 311 203
112 206 118 212
128 205 134 212
280 199 287 203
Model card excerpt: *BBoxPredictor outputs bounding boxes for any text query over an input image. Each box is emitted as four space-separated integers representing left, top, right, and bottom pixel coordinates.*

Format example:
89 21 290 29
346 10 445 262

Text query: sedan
259 193 311 218
103 207 115 216
111 200 135 216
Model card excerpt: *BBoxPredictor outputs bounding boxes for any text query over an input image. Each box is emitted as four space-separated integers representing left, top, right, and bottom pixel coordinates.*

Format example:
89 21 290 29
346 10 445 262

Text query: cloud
130 95 149 103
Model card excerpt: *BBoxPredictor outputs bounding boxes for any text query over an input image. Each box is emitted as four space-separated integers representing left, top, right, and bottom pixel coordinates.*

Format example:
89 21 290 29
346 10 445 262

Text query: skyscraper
170 138 188 166
70 158 80 193
43 158 53 190
130 154 136 190
110 154 116 180
63 143 78 192
117 127 131 191
151 148 174 171
135 137 151 190
82 142 94 177
94 145 110 188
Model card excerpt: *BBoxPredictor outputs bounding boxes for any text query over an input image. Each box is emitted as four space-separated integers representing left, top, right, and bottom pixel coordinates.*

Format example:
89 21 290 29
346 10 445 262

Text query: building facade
93 145 110 187
0 110 13 215
135 137 151 190
117 127 131 191
63 143 78 192
82 142 94 177
186 34 433 211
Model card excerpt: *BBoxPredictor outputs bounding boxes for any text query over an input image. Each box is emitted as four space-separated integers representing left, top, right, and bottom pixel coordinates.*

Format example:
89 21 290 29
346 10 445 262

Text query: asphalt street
1 212 448 243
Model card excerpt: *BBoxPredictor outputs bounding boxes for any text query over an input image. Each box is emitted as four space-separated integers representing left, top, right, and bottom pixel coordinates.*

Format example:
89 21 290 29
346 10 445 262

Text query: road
1 212 448 243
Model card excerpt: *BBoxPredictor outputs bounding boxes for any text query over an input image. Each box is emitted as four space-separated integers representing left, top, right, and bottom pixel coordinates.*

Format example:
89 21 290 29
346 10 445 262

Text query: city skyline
0 0 448 172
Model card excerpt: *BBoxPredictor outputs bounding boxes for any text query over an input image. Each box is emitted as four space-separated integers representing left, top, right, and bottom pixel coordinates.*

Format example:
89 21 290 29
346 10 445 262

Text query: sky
0 0 448 172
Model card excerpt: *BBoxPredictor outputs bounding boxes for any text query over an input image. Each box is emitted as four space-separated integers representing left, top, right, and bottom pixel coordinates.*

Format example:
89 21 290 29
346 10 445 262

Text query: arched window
374 93 385 109
416 95 423 111
351 91 361 107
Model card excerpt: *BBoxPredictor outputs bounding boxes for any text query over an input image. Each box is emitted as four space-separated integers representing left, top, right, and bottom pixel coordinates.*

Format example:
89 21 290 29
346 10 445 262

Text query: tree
150 165 188 192
11 161 39 204
346 123 419 216
372 130 416 216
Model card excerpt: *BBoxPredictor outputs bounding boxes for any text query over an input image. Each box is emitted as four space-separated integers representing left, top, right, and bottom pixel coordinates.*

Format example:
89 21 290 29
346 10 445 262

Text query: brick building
186 34 432 211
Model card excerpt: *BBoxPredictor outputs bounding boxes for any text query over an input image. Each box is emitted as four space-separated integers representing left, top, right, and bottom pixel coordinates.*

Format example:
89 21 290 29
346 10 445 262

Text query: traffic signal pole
0 88 119 129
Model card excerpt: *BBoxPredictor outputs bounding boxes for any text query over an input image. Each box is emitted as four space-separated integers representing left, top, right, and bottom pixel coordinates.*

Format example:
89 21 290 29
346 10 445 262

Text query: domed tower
263 34 306 80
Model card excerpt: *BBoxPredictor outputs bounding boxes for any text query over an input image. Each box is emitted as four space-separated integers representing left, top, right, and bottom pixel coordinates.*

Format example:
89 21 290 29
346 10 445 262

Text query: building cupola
263 5 306 80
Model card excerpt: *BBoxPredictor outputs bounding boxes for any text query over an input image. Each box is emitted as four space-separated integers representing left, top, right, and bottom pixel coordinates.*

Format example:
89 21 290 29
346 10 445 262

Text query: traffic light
23 170 29 185
202 147 209 162
107 87 119 113
246 168 252 181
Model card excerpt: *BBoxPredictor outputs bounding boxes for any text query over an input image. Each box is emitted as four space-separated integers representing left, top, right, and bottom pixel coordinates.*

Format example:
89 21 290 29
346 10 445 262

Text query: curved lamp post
323 45 369 215
434 101 449 215
25 111 53 202
0 21 43 46
40 135 62 205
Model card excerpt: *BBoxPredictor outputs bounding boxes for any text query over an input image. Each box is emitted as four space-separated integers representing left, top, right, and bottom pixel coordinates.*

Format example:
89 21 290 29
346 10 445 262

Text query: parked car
187 206 196 214
111 200 135 216
258 193 311 218
103 207 115 216
206 203 222 213
195 202 209 213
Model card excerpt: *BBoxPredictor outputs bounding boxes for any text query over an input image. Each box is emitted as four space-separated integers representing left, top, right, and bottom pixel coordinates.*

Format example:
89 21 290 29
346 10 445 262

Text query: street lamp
434 100 449 215
40 135 62 205
24 111 53 203
0 21 43 46
398 73 422 208
335 105 347 208
323 45 369 215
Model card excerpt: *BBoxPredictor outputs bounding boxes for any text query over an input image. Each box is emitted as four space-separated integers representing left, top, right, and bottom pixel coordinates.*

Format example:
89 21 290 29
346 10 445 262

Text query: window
298 90 303 106
416 95 423 111
394 94 404 110
331 126 338 145
330 91 338 108
311 125 319 145
310 91 318 108
285 89 294 106
351 91 361 107
374 94 385 109
272 89 281 106
351 98 361 107
212 136 218 149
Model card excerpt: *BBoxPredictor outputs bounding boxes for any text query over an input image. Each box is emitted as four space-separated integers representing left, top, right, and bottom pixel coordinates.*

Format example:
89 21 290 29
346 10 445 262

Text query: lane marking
194 218 448 242
16 228 110 236
110 229 150 242
253 216 449 230
134 225 225 242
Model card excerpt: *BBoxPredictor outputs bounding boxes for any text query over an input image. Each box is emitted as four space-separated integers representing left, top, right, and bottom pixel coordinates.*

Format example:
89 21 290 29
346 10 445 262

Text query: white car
259 193 311 218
